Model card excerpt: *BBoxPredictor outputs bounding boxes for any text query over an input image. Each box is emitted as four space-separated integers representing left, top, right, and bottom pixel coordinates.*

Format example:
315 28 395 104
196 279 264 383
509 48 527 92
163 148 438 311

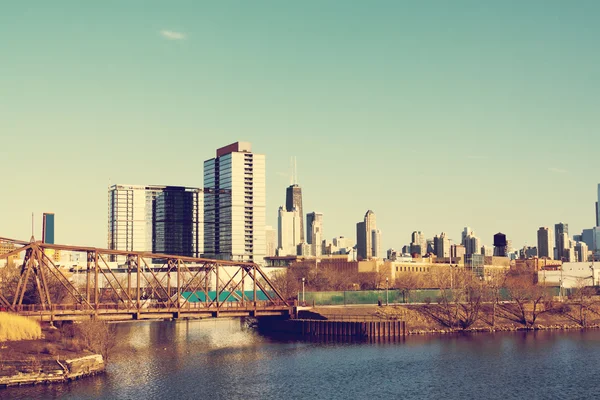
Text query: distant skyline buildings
42 213 55 245
277 206 301 256
285 184 304 243
537 227 553 259
555 223 569 260
306 211 323 257
356 210 378 260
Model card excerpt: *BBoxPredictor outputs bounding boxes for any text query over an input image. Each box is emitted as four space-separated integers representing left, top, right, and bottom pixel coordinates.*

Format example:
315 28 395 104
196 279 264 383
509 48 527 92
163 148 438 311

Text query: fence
302 287 570 306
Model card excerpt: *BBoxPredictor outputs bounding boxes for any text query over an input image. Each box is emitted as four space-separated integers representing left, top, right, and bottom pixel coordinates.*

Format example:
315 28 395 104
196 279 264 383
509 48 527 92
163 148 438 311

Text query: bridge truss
0 237 290 321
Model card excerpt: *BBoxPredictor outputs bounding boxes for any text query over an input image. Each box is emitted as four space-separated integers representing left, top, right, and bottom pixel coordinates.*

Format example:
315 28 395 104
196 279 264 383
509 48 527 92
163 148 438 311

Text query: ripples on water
5 319 600 400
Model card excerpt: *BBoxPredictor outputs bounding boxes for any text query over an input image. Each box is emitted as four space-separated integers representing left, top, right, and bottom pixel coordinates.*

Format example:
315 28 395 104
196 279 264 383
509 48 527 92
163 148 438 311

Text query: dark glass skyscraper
42 213 54 244
153 187 201 257
286 184 304 242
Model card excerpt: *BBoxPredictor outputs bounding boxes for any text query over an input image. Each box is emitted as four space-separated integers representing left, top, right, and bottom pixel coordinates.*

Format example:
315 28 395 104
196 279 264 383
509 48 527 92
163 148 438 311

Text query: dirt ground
308 303 600 334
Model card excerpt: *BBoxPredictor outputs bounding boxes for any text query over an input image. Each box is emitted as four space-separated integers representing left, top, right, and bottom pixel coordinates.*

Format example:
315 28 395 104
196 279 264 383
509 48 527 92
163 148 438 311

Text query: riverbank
0 322 105 388
306 302 600 335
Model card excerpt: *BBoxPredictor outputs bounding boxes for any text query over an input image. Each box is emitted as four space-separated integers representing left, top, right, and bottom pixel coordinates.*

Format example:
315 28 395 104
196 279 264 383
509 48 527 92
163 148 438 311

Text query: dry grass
0 312 42 342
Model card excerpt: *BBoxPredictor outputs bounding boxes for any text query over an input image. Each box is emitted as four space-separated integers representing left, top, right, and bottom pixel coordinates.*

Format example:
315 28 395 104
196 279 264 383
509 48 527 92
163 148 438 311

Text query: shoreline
0 354 105 389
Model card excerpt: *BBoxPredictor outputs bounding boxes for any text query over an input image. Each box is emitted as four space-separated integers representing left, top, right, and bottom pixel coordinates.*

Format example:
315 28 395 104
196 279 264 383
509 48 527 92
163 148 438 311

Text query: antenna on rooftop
294 156 298 185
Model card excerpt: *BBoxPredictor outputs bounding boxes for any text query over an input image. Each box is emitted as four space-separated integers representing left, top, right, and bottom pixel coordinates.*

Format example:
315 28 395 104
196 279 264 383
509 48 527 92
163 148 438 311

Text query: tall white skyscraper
108 184 163 257
277 206 301 256
307 212 324 257
204 142 266 264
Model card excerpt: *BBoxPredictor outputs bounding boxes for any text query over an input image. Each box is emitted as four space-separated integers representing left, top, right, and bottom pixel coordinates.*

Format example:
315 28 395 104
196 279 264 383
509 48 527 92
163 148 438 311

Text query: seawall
0 354 104 388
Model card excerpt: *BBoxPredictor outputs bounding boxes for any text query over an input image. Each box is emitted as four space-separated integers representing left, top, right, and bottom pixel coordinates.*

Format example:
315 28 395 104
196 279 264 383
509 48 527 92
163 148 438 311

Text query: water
4 320 600 399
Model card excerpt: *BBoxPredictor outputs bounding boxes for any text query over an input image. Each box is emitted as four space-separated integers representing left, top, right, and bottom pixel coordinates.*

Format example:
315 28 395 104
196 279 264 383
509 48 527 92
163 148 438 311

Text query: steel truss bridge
0 237 291 322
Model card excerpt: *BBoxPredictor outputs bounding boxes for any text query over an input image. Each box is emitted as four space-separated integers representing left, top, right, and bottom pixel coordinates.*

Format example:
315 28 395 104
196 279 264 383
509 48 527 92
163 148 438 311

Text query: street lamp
385 277 389 306
302 277 305 305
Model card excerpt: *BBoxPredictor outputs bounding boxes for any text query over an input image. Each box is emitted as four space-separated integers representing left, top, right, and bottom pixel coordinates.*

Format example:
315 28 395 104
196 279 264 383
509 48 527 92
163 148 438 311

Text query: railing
13 300 291 314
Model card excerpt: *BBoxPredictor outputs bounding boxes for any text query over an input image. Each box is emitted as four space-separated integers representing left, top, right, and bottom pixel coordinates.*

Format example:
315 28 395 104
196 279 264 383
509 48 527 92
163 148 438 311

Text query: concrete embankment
0 354 104 388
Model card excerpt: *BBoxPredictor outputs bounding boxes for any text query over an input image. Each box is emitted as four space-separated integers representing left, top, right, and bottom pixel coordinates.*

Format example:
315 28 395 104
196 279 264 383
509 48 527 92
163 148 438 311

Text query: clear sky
2 1 599 251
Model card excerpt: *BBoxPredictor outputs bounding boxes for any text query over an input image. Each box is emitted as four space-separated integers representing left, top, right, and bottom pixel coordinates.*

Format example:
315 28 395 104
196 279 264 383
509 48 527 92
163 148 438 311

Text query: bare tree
395 272 422 303
76 320 117 361
567 278 596 327
502 272 551 327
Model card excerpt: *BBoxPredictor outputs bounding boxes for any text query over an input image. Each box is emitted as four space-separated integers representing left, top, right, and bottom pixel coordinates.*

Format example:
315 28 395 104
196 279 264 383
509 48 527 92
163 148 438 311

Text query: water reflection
5 321 600 399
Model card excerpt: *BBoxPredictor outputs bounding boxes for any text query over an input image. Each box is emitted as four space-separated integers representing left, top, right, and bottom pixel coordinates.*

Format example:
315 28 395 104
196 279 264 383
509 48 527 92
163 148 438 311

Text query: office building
372 229 382 259
277 206 301 256
42 213 55 244
356 210 377 260
153 187 202 257
461 227 473 246
451 244 466 260
307 212 324 257
537 227 552 259
465 235 481 256
554 223 569 260
576 242 589 262
265 226 276 257
204 142 266 264
436 232 450 258
410 231 427 256
597 183 600 227
286 185 304 243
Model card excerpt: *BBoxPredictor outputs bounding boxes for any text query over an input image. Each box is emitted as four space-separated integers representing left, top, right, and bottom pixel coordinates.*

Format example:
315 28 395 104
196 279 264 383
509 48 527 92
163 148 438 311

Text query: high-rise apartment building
537 227 553 259
306 212 324 257
108 184 165 257
554 223 569 260
42 213 55 244
108 185 203 261
356 210 377 260
204 142 266 264
286 185 304 243
277 206 301 256
465 235 481 256
153 187 202 257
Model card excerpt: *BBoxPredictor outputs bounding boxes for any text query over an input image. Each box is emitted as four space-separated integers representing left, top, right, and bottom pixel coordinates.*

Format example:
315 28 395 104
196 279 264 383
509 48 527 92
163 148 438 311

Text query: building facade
554 223 569 260
108 184 166 258
286 184 304 242
153 187 202 257
277 206 301 256
537 227 553 259
42 213 55 244
204 142 266 264
306 212 324 257
356 210 377 260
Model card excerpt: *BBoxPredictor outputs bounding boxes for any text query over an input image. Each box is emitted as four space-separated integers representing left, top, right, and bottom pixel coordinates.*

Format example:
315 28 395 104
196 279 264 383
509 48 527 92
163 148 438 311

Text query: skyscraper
597 183 600 227
436 232 450 258
265 226 276 257
554 223 568 260
372 229 382 259
537 227 553 259
42 213 55 244
306 212 324 257
108 184 166 258
153 187 202 257
410 231 426 256
286 185 304 243
356 210 377 260
204 142 266 264
108 184 203 261
277 206 301 256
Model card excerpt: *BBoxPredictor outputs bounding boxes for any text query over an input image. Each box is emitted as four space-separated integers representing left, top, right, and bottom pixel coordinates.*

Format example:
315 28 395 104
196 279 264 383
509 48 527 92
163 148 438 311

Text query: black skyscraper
153 187 200 257
286 184 304 242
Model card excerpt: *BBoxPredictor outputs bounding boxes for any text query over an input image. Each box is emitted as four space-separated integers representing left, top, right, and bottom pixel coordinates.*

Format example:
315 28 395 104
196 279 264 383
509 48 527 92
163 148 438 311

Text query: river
4 319 599 399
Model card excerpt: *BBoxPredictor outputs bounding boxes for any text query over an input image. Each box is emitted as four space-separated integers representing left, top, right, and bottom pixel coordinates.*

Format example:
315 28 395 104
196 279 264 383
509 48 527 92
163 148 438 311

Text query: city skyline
2 2 600 251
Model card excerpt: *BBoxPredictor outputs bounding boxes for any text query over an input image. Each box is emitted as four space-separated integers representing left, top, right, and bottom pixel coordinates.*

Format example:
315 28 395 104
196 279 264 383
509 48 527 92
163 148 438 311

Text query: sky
1 1 599 251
